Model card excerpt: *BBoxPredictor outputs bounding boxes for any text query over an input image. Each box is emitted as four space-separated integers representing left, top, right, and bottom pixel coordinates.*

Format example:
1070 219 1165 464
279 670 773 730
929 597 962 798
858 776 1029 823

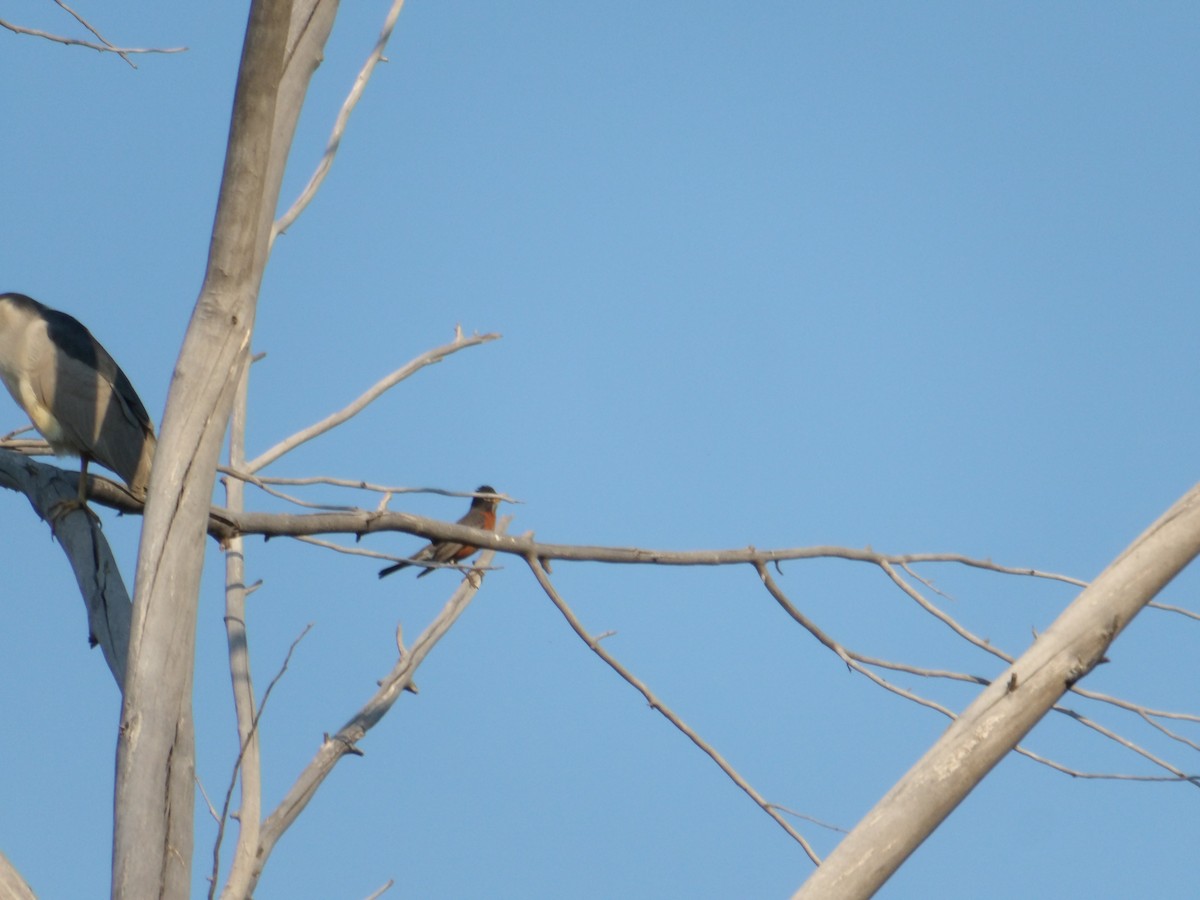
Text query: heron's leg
48 456 99 527
77 455 89 505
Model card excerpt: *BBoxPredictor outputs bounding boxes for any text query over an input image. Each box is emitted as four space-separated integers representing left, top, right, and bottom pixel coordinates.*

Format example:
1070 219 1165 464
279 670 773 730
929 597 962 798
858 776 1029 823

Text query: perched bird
379 485 499 579
0 292 157 510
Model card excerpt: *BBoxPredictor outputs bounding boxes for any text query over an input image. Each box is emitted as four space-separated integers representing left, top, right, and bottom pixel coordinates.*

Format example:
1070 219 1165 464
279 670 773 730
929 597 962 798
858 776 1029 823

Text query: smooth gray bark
0 849 36 900
111 2 338 897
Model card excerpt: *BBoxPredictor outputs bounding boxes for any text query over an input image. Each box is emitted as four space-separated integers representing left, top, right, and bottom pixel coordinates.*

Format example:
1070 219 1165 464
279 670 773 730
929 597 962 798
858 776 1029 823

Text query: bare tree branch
272 0 408 243
242 327 500 474
196 777 221 825
4 441 1196 770
245 526 507 895
214 357 264 900
768 806 848 834
222 471 521 501
527 553 823 865
878 559 1009 662
1149 600 1200 621
0 15 185 67
1010 744 1191 782
1137 710 1200 754
223 470 358 511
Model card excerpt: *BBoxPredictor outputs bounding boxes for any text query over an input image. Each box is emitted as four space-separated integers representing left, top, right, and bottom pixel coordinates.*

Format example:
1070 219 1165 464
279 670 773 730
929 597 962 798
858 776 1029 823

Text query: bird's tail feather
378 561 411 579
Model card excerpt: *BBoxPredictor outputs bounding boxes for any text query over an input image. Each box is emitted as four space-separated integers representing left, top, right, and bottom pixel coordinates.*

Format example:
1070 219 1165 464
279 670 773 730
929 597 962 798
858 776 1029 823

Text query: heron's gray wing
36 311 157 493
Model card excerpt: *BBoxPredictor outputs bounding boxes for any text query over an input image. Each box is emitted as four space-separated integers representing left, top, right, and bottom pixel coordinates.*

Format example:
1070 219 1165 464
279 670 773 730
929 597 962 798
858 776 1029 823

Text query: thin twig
292 535 389 559
878 559 1011 664
1052 706 1200 785
221 470 358 511
210 624 314 898
766 805 848 834
219 469 522 504
885 561 1200 742
195 776 221 825
1012 745 1193 782
900 561 957 603
1136 711 1200 754
362 881 395 900
1149 600 1200 621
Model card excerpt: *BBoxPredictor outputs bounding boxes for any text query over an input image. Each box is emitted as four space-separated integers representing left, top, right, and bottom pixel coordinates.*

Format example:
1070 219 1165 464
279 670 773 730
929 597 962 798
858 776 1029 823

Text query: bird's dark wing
379 496 496 579
379 539 439 579
40 310 156 492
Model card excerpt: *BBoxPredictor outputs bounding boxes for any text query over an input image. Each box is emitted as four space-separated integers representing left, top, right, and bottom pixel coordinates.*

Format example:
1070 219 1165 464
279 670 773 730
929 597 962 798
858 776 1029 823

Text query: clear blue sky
2 3 1198 898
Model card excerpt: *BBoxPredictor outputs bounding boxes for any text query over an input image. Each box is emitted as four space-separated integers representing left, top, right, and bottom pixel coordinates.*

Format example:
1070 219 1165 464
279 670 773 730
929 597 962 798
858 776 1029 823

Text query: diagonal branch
878 559 1010 663
246 524 507 896
242 328 500 473
0 450 131 686
272 0 408 243
526 553 823 865
0 850 35 900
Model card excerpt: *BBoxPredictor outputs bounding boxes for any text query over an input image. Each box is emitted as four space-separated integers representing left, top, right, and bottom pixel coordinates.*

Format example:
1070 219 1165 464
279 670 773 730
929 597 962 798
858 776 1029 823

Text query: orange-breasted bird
379 485 499 579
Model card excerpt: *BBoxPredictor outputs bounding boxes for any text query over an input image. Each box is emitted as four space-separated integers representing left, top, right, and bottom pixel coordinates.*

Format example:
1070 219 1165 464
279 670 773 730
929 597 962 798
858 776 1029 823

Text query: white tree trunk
111 2 338 896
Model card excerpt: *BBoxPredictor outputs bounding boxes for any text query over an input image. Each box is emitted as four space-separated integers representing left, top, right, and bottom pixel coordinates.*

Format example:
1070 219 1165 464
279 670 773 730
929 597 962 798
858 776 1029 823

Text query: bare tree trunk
111 2 338 896
794 482 1200 899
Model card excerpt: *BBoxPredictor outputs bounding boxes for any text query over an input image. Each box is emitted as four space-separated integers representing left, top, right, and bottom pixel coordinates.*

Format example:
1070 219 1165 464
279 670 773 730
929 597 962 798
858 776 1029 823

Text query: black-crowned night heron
0 292 157 511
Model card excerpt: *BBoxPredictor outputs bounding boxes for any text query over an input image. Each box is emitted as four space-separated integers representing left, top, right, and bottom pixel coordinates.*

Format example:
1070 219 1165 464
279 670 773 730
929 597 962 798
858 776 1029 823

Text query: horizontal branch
0 455 1091 584
197 506 1094 578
